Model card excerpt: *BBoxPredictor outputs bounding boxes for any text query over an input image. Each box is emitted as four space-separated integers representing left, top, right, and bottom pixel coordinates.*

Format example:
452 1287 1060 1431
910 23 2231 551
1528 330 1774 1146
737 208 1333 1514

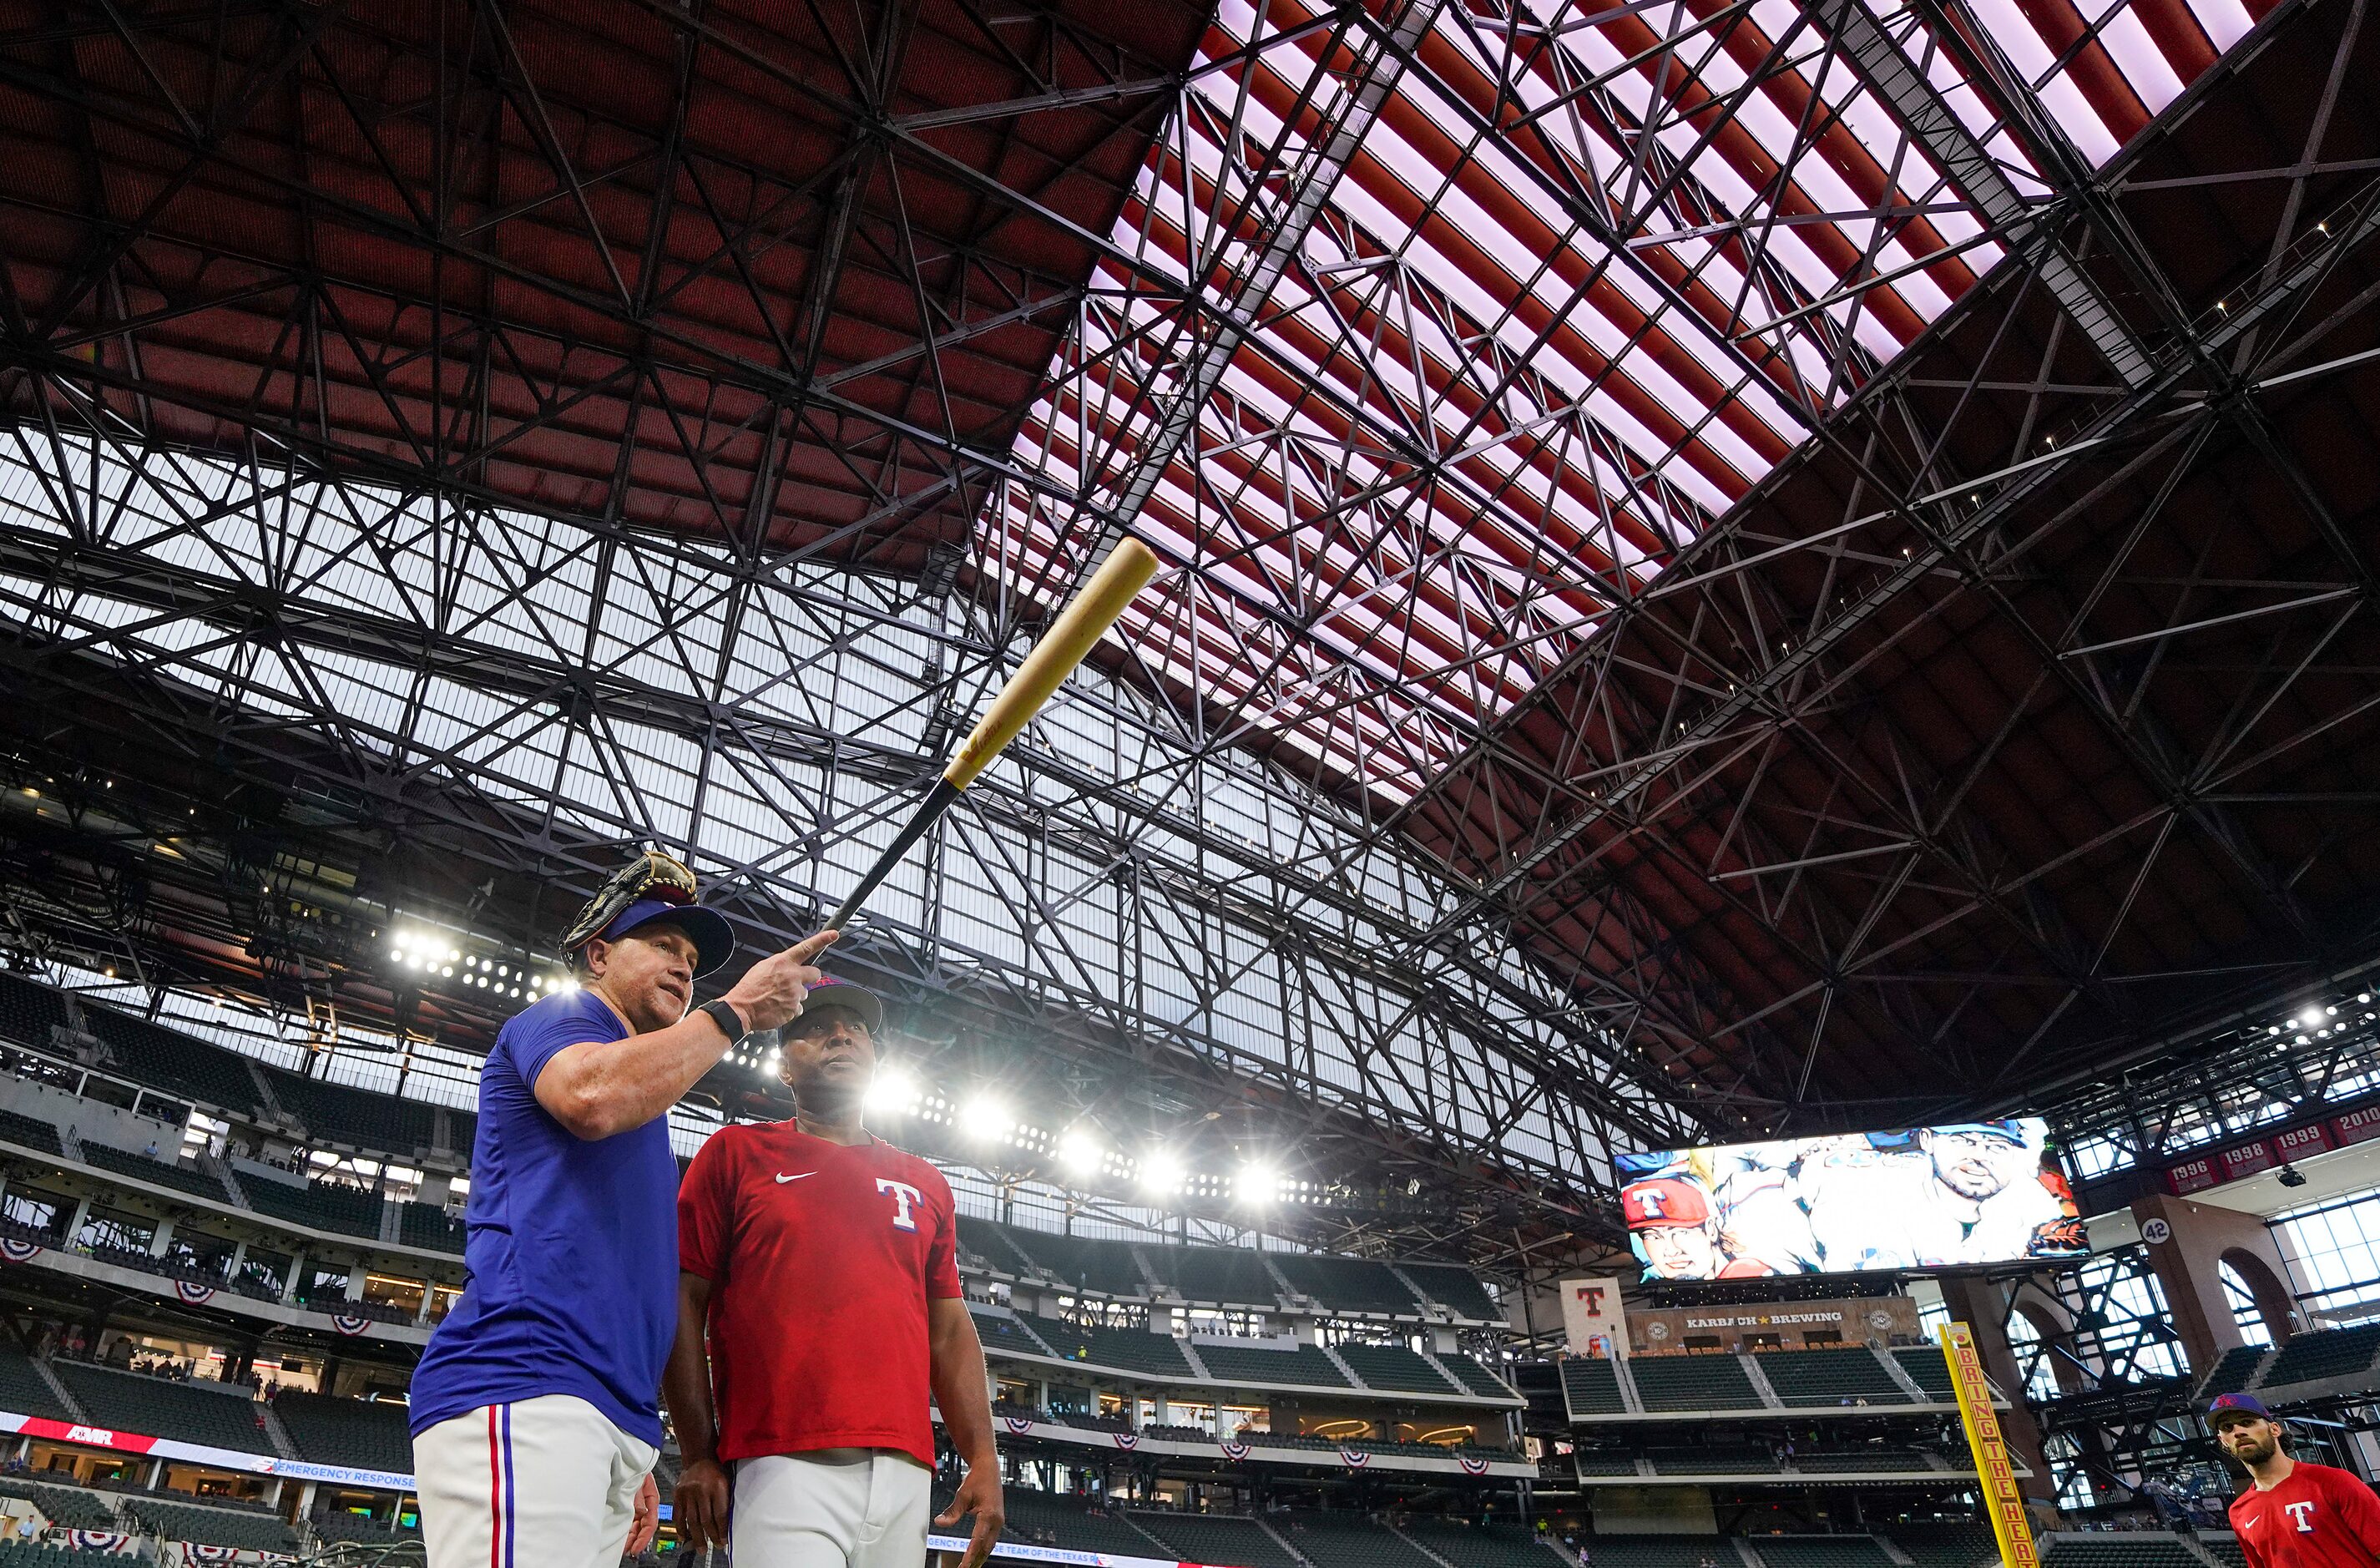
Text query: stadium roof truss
0 0 2375 1262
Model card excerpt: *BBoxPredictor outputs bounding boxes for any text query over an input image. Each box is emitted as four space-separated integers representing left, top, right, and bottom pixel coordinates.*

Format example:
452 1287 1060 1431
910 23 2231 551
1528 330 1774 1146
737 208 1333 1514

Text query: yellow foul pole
1939 1321 2041 1568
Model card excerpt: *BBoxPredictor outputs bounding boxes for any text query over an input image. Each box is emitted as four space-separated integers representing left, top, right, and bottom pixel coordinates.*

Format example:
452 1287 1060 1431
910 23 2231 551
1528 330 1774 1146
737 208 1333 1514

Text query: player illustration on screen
1621 1176 1770 1281
1617 1118 2085 1281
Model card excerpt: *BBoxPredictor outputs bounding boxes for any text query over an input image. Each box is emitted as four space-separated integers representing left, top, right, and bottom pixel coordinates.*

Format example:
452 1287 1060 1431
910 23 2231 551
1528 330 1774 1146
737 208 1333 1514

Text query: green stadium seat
1587 1534 1738 1568
1439 1350 1519 1399
397 1201 466 1253
1278 1511 1443 1568
53 1363 275 1454
1749 1536 1897 1568
1398 1263 1502 1321
1128 1511 1300 1568
0 974 68 1049
0 1348 73 1423
1890 1348 1962 1401
122 1496 301 1553
81 1006 262 1115
263 1069 439 1154
1645 1446 1780 1474
1271 1255 1421 1315
0 1479 116 1528
1755 1348 1910 1406
2261 1323 2380 1389
1041 1322 1193 1378
1334 1343 1460 1394
1402 1518 1568 1567
968 1310 1057 1360
239 1174 384 1238
273 1391 412 1472
942 1489 1156 1558
1153 1246 1281 1308
2039 1536 2205 1568
1877 1522 1999 1568
1562 1358 1626 1415
1630 1353 1766 1411
72 1142 230 1205
1192 1341 1352 1388
2197 1344 2268 1400
999 1228 1149 1296
0 1108 63 1157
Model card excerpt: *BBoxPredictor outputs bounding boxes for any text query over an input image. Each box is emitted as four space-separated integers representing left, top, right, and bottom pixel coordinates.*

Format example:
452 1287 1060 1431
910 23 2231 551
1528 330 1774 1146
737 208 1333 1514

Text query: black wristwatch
699 999 748 1047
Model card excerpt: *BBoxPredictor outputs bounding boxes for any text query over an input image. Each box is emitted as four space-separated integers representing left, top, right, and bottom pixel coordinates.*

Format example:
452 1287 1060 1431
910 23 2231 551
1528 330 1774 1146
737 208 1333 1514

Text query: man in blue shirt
410 854 836 1568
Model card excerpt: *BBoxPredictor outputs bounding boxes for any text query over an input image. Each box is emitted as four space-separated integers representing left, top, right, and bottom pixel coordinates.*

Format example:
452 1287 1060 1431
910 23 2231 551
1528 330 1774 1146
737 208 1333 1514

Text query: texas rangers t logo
877 1177 923 1232
2287 1501 2317 1532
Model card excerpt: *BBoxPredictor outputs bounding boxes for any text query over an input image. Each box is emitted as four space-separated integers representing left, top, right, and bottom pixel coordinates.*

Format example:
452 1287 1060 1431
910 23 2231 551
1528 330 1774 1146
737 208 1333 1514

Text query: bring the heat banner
1938 1322 2039 1568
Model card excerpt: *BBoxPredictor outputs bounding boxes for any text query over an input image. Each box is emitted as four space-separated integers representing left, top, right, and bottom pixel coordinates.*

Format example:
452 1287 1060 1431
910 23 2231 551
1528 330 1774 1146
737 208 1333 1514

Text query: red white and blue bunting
0 1238 43 1264
1340 1449 1370 1468
330 1313 373 1338
65 1529 129 1550
174 1280 215 1305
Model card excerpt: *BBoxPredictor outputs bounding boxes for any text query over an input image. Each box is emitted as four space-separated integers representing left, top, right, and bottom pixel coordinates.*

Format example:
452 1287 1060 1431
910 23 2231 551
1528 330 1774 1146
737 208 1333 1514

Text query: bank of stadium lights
387 928 573 1003
1139 1151 1186 1196
2268 993 2380 1044
766 1063 1271 1206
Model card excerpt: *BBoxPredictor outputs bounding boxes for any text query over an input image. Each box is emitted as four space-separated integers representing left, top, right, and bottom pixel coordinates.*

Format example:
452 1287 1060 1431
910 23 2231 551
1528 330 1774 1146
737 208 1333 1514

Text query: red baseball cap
1623 1176 1714 1229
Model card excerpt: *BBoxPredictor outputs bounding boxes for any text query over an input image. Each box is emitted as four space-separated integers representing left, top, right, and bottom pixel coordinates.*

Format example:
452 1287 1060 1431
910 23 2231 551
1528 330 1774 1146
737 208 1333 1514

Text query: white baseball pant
412 1393 658 1568
731 1448 933 1568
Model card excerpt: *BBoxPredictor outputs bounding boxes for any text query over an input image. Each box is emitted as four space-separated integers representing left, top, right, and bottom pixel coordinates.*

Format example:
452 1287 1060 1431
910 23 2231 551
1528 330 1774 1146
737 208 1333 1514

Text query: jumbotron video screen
1615 1120 2086 1281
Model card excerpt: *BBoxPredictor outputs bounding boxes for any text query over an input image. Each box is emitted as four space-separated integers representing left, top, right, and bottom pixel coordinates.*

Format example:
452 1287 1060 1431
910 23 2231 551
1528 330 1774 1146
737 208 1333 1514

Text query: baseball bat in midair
823 538 1162 930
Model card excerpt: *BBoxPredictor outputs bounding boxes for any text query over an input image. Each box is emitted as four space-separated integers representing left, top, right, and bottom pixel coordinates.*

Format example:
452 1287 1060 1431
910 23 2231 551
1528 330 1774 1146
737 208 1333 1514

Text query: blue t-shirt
408 992 676 1446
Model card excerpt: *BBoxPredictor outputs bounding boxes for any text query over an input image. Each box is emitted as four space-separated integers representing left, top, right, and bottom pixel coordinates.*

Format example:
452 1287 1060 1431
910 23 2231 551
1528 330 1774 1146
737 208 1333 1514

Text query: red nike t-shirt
679 1124 961 1466
2231 1460 2380 1568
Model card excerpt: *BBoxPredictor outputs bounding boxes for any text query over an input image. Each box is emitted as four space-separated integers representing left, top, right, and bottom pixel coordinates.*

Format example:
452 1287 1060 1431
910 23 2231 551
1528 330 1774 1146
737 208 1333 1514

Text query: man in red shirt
2215 1393 2380 1568
665 976 1002 1568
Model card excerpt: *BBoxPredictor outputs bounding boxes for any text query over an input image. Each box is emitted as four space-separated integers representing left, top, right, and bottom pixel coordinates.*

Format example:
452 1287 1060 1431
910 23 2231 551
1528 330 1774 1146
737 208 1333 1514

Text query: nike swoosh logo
774 1172 816 1184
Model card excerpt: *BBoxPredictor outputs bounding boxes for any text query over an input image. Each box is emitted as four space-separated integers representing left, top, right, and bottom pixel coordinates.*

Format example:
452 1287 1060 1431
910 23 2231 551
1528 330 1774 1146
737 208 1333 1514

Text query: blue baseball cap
797 974 884 1033
1933 1120 2029 1146
586 897 735 979
2208 1392 2274 1426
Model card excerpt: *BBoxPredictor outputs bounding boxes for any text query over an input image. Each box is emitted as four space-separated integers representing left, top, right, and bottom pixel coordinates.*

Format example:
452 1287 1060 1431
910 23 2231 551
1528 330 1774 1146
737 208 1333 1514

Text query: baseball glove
559 851 700 953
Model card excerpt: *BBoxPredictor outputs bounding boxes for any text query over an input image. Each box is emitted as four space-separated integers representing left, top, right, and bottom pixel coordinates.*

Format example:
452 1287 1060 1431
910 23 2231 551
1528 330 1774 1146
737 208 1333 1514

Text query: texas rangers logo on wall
0 1237 43 1263
174 1280 215 1305
1110 1432 1139 1451
331 1312 374 1337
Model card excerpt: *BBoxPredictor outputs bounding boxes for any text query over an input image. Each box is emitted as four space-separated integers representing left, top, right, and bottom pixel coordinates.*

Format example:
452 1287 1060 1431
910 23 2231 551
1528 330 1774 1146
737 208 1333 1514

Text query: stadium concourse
3 0 2380 1563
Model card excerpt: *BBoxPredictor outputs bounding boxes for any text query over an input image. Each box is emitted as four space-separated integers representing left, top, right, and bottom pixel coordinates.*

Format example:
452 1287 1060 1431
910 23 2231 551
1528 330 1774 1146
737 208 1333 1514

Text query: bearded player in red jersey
2214 1393 2380 1568
664 976 1002 1568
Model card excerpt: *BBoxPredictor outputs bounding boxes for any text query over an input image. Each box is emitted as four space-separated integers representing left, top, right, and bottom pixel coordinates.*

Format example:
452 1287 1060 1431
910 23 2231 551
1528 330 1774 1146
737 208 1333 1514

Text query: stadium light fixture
2302 1007 2324 1027
865 1068 917 1118
1140 1152 1185 1196
962 1094 1012 1141
1236 1161 1279 1206
1057 1128 1104 1179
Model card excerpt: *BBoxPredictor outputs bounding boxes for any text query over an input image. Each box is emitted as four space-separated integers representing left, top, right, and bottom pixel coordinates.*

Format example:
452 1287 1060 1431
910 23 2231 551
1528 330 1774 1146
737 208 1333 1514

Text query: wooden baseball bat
824 538 1161 930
